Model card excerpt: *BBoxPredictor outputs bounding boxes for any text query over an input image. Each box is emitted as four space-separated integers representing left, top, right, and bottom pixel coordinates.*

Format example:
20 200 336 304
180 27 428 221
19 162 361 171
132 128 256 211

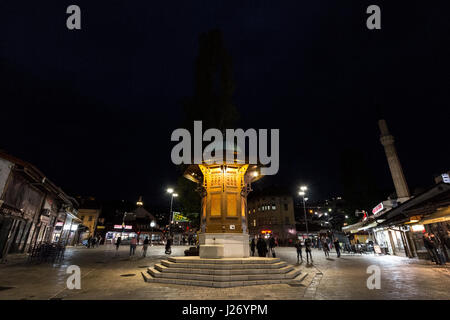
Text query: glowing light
411 224 425 232
167 188 174 194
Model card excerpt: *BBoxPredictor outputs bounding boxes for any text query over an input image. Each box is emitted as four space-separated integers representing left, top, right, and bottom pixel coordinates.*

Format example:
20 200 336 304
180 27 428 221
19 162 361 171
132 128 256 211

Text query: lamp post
299 186 309 238
166 188 178 225
150 221 155 245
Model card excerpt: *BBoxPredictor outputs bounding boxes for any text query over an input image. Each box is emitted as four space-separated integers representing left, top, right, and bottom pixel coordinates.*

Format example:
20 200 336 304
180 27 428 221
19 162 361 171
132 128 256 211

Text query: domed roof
203 139 242 155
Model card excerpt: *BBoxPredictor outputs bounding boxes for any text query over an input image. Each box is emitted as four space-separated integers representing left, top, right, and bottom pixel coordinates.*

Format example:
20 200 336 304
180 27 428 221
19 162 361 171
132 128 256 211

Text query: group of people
114 235 173 257
294 238 313 264
250 235 277 257
295 236 343 263
423 231 450 265
86 234 102 248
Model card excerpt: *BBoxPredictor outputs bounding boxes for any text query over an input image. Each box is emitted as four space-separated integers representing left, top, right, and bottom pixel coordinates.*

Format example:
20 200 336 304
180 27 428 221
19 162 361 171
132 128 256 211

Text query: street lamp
167 188 178 224
150 221 155 245
298 186 309 237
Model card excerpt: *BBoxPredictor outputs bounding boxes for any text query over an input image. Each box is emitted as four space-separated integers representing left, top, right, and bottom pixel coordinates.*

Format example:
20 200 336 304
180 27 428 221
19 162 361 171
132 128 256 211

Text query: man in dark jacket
304 238 313 264
250 238 256 257
334 239 341 258
256 237 267 257
295 240 303 263
268 236 276 257
424 233 441 265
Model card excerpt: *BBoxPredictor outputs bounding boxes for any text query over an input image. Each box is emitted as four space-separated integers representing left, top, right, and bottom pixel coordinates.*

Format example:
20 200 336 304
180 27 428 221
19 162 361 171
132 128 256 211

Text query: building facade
0 151 79 262
247 189 296 245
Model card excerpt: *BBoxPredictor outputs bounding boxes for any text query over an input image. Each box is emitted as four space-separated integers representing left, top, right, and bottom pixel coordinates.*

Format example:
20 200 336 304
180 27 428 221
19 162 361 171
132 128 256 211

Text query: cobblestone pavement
0 245 448 300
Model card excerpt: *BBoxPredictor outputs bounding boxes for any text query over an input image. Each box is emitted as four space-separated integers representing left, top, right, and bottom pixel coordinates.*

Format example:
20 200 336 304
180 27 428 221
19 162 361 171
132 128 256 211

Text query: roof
378 182 450 227
0 150 78 207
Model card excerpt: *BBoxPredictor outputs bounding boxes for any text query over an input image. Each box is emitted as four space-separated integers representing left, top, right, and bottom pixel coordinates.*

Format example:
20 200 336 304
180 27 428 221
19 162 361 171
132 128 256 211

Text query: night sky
1 1 449 207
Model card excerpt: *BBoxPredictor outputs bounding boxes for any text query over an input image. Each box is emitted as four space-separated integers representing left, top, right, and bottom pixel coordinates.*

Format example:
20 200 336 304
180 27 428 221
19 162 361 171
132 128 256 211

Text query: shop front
105 224 136 244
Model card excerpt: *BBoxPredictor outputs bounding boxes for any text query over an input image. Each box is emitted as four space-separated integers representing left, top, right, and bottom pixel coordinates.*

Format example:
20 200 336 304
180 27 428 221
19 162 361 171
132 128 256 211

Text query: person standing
129 236 137 256
305 237 313 264
87 236 92 248
334 239 341 258
295 239 303 263
115 236 121 255
323 238 330 258
250 238 256 257
165 238 172 254
430 233 445 264
423 233 440 264
256 236 267 257
268 235 276 257
97 235 102 247
142 236 149 257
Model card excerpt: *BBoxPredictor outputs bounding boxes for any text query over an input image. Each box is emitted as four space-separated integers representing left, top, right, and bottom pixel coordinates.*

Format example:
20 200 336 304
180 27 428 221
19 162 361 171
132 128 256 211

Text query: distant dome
203 139 242 154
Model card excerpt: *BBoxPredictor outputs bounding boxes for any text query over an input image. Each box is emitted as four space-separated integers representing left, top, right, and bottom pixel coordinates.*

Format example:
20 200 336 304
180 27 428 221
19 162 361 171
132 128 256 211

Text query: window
285 217 289 224
88 216 93 221
253 219 256 227
284 204 288 211
272 204 276 210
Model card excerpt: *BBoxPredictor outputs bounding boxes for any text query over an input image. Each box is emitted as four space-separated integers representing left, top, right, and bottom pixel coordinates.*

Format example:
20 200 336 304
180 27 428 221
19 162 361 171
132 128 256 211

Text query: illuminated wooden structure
184 142 262 258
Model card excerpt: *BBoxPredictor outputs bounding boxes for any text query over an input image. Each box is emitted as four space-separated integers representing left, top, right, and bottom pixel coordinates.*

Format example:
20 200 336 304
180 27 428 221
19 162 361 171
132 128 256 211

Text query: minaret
378 119 410 201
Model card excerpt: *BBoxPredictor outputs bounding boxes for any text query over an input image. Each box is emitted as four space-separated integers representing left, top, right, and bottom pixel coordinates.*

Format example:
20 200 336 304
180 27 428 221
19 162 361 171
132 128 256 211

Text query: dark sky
1 1 449 207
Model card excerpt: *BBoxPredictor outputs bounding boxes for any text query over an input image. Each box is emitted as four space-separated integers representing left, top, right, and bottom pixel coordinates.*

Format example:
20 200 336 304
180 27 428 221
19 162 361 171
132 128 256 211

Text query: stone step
144 267 307 288
167 256 281 264
147 266 300 282
161 260 288 270
154 263 294 275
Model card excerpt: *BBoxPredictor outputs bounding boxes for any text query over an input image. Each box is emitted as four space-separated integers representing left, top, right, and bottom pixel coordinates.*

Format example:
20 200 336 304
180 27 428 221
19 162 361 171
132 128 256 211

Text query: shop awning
420 206 450 225
342 221 365 233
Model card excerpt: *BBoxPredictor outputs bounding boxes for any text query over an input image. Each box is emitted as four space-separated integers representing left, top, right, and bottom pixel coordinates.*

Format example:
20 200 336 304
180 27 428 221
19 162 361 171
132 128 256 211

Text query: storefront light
411 224 425 232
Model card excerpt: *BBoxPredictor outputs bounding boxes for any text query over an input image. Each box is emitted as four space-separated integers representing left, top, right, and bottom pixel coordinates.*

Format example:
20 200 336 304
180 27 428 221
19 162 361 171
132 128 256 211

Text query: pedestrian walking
97 235 102 247
334 239 341 258
165 238 172 254
323 238 330 258
129 236 137 256
115 236 121 254
295 239 303 263
250 238 256 257
142 236 149 257
87 236 92 248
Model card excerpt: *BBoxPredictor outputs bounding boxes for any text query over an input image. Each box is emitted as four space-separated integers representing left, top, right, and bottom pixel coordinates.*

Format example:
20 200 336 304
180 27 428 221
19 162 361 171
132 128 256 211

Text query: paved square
0 245 448 300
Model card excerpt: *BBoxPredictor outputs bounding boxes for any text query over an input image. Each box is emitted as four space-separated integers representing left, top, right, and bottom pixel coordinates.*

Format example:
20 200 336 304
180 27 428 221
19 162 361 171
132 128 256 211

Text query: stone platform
142 256 307 287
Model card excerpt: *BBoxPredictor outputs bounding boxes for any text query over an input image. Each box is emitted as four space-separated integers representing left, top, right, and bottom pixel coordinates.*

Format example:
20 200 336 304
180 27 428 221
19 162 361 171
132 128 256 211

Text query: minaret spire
378 119 410 200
